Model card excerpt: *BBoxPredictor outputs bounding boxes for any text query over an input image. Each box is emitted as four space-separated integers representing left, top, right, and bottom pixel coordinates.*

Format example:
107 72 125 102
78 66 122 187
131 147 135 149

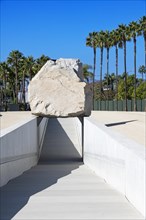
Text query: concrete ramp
0 118 144 219
39 118 82 163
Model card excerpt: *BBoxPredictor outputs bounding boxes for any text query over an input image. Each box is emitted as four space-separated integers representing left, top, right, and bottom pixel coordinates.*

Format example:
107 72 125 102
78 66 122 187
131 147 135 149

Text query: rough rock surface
28 58 92 117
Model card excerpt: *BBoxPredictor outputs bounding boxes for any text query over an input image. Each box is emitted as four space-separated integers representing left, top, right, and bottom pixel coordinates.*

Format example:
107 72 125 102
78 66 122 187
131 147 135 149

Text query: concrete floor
0 163 144 220
0 118 144 220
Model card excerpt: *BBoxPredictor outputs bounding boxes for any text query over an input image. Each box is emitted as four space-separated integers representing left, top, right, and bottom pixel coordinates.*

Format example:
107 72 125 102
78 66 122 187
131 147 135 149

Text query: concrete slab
0 163 144 220
91 111 146 146
0 111 34 130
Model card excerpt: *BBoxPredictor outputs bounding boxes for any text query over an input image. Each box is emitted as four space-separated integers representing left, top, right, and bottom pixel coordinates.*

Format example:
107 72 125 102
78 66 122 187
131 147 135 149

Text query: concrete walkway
0 118 144 220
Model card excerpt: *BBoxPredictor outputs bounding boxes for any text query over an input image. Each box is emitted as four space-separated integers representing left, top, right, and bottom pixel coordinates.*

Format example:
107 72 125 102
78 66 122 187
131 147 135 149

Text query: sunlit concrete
84 112 145 216
0 112 145 219
91 111 145 146
0 117 144 219
0 111 33 130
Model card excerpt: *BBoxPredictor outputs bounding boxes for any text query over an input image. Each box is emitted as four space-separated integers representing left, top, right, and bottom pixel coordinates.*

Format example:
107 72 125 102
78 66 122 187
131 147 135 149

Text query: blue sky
0 0 145 79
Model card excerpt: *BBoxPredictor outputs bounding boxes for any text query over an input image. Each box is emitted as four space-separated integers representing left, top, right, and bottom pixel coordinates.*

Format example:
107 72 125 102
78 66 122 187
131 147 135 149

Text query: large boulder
28 58 92 117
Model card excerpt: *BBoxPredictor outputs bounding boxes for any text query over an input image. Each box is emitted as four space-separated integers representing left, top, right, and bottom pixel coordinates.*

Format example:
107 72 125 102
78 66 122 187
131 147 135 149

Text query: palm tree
82 64 93 83
138 65 146 81
86 32 98 109
98 31 106 110
7 50 23 104
24 56 36 80
118 24 131 111
110 29 120 110
104 30 113 110
19 56 28 105
129 21 140 111
139 16 146 68
35 55 50 73
0 62 9 110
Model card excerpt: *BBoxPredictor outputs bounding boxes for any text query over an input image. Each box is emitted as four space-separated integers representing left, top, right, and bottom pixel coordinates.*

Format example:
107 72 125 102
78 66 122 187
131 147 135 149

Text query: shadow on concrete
0 118 82 220
105 120 137 127
39 118 82 163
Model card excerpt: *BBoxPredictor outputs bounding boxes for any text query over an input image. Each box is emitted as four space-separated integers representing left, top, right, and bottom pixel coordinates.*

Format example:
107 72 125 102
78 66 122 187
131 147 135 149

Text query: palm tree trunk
134 37 137 111
124 41 127 111
30 70 32 81
4 73 7 111
115 45 118 111
142 73 144 81
107 47 109 110
22 70 26 106
100 47 103 110
144 34 146 68
93 47 96 110
15 59 18 104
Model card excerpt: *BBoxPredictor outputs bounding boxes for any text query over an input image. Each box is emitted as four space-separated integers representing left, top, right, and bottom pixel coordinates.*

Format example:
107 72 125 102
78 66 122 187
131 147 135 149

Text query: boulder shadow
105 120 137 127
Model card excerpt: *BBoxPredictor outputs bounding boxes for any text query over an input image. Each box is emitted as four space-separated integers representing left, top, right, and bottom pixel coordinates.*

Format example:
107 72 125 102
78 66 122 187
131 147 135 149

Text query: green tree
98 31 106 109
139 16 146 67
103 73 116 100
7 50 24 104
24 56 36 80
104 30 113 109
110 29 121 110
136 81 146 99
129 21 140 111
19 56 32 105
118 24 131 110
86 32 98 109
82 64 93 83
118 74 139 100
138 65 146 81
35 54 50 73
0 62 9 110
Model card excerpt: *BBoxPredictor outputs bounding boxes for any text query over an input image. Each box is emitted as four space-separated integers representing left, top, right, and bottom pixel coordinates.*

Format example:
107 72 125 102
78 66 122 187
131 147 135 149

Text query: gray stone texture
28 58 92 117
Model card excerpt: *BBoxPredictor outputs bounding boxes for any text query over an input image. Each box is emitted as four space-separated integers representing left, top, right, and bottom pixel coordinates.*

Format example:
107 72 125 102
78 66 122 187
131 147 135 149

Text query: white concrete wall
73 117 83 156
0 117 48 187
84 117 145 217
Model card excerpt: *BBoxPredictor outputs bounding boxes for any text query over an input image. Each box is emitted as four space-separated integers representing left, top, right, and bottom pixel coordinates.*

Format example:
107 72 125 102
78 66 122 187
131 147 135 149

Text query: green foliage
117 74 145 100
138 65 146 80
83 64 93 82
117 79 125 100
118 74 134 100
136 82 146 99
0 50 50 105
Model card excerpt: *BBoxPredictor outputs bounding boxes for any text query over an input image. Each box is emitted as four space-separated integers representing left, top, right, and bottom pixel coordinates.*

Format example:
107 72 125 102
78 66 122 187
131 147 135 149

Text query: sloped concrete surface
0 163 144 220
91 111 145 146
0 118 144 219
0 111 33 130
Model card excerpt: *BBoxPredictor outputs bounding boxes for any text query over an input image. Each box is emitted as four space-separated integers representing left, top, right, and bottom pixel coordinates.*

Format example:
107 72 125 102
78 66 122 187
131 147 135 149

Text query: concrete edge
85 117 145 160
0 115 37 137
